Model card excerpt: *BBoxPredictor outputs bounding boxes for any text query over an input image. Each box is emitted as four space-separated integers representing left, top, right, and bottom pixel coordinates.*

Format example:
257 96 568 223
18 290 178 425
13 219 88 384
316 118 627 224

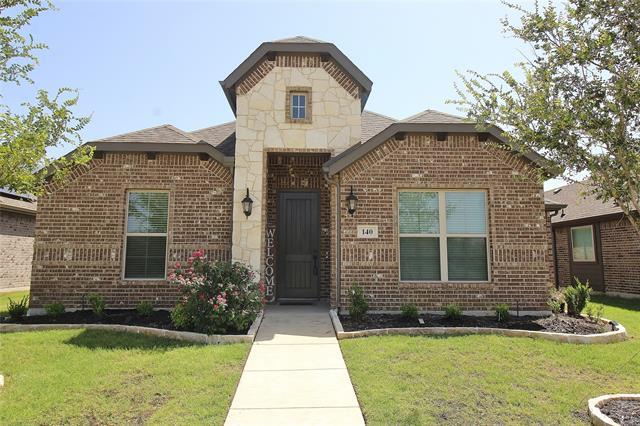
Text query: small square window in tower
286 87 312 123
291 94 306 119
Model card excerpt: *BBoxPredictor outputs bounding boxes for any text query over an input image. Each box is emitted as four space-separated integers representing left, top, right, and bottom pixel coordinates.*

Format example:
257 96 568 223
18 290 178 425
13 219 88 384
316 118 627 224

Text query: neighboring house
546 182 640 298
29 37 558 314
0 189 37 291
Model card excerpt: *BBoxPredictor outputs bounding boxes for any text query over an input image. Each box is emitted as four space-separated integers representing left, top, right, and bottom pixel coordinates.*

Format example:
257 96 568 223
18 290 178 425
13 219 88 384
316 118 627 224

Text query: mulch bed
599 399 640 426
1 309 175 330
339 313 609 335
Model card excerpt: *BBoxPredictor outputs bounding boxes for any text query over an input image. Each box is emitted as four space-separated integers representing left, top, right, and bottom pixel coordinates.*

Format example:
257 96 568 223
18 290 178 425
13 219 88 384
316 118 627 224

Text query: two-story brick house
29 37 557 314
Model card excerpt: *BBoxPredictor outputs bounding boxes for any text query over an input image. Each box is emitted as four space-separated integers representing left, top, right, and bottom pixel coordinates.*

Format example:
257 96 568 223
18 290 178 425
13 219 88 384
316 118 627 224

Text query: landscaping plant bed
1 309 250 335
599 399 640 426
338 313 609 335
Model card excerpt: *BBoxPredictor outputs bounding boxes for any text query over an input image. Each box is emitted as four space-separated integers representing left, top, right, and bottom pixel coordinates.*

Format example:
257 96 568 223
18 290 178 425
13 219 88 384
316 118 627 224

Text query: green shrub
564 278 592 316
585 304 604 323
88 294 106 317
44 302 65 317
348 284 369 322
443 303 462 321
168 250 264 334
136 301 154 317
401 303 419 321
170 304 190 330
495 303 510 322
7 295 29 320
547 289 565 314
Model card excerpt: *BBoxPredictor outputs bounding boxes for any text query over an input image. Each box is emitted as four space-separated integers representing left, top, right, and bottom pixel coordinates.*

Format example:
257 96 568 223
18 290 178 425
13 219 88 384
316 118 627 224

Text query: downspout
335 176 342 311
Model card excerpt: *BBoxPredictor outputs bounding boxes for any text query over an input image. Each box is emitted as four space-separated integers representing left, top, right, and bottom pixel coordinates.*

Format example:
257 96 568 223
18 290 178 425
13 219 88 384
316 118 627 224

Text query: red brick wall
265 153 331 299
333 134 552 312
600 217 640 295
554 227 571 287
30 152 233 309
0 210 35 290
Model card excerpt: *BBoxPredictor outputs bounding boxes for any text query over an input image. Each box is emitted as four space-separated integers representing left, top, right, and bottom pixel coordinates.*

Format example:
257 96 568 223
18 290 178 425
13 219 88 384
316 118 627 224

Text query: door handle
313 255 319 276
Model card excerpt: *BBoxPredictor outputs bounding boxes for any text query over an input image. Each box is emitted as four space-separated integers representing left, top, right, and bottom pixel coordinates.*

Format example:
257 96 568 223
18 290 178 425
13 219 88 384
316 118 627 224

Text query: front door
277 191 320 299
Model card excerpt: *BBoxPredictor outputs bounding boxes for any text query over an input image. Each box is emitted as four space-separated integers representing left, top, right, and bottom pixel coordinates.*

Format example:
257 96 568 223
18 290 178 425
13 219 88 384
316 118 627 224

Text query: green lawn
341 296 640 425
0 290 29 316
0 329 249 425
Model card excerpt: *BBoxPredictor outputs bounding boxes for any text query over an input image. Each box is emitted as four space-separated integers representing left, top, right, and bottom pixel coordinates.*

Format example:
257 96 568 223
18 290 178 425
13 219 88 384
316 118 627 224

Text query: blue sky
1 0 564 189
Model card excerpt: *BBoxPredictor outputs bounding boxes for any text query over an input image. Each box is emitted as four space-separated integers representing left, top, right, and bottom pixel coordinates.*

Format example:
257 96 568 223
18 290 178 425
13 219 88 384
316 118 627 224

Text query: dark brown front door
277 191 320 299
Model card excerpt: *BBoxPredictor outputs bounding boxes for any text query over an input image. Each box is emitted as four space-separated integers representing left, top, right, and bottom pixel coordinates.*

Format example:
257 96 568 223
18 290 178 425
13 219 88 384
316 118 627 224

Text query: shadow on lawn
592 295 640 312
64 329 202 351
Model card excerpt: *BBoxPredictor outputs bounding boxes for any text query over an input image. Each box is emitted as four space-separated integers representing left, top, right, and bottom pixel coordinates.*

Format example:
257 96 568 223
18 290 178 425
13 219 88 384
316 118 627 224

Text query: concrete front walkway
225 304 365 426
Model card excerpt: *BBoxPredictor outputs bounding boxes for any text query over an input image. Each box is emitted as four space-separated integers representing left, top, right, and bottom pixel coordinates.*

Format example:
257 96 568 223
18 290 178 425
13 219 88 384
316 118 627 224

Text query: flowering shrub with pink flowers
168 249 264 334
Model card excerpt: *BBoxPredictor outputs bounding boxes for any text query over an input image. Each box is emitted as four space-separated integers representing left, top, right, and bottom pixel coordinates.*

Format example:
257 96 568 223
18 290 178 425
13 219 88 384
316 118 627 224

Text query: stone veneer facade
0 210 36 290
331 134 552 312
30 152 233 309
232 54 361 276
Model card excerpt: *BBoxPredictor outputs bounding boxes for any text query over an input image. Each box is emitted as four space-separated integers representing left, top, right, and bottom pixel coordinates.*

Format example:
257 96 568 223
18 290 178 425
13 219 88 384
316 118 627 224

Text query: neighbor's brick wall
265 153 331 299
554 227 571 287
600 217 640 295
30 152 233 309
552 218 640 296
332 134 552 312
0 210 36 290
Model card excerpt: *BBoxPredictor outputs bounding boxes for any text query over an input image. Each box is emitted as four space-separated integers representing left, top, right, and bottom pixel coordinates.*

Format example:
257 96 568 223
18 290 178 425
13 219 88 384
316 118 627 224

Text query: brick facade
0 210 36 290
265 153 331 300
30 152 233 309
553 227 571 287
553 217 640 296
332 134 552 312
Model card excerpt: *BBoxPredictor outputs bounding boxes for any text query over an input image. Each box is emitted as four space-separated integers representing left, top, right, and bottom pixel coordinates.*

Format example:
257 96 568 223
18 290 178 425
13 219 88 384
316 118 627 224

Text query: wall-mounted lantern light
242 188 253 217
346 185 358 216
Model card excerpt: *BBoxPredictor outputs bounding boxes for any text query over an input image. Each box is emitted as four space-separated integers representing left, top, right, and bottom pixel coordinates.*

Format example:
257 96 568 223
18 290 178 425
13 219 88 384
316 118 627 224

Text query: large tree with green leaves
0 0 91 196
453 0 640 234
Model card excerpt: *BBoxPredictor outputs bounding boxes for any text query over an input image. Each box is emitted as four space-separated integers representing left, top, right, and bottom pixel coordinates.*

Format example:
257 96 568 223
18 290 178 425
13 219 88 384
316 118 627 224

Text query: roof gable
219 38 373 115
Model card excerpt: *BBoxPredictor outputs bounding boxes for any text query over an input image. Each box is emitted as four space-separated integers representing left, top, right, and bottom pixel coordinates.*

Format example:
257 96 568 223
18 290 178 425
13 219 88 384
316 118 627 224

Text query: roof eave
90 141 235 168
324 122 559 177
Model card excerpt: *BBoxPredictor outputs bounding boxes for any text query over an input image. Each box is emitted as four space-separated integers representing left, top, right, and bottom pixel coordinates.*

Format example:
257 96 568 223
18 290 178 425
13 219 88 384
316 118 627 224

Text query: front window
124 191 169 279
399 190 488 281
571 225 596 262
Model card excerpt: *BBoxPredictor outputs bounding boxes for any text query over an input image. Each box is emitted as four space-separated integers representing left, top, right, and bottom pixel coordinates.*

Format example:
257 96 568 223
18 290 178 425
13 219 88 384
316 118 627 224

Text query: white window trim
398 189 490 283
122 190 169 281
291 93 307 119
570 224 596 263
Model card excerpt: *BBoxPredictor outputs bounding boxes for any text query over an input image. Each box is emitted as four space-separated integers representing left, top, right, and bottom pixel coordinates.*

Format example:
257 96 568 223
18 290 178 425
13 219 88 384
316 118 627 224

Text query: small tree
453 0 640 235
0 0 92 196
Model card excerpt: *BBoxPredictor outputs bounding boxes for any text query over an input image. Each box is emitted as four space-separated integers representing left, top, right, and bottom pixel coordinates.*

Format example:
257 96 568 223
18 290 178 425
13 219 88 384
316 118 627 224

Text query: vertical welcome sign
264 228 275 302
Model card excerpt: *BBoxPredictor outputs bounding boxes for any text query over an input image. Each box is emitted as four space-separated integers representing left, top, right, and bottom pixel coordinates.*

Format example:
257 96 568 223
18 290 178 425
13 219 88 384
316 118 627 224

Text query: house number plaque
357 225 378 239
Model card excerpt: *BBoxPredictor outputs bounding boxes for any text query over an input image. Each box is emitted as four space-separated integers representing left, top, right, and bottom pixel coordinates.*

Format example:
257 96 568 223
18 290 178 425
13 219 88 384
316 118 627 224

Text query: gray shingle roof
544 181 623 224
272 36 326 43
401 109 468 124
361 110 396 142
190 121 236 146
95 124 199 144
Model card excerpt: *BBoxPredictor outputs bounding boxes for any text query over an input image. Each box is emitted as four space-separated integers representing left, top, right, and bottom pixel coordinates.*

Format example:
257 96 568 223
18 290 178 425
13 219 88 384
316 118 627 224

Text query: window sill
399 281 493 289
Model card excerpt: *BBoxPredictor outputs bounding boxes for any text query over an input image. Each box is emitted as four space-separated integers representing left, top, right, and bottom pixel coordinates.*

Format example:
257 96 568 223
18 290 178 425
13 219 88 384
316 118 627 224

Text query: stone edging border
588 394 640 426
329 310 627 344
0 310 264 345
